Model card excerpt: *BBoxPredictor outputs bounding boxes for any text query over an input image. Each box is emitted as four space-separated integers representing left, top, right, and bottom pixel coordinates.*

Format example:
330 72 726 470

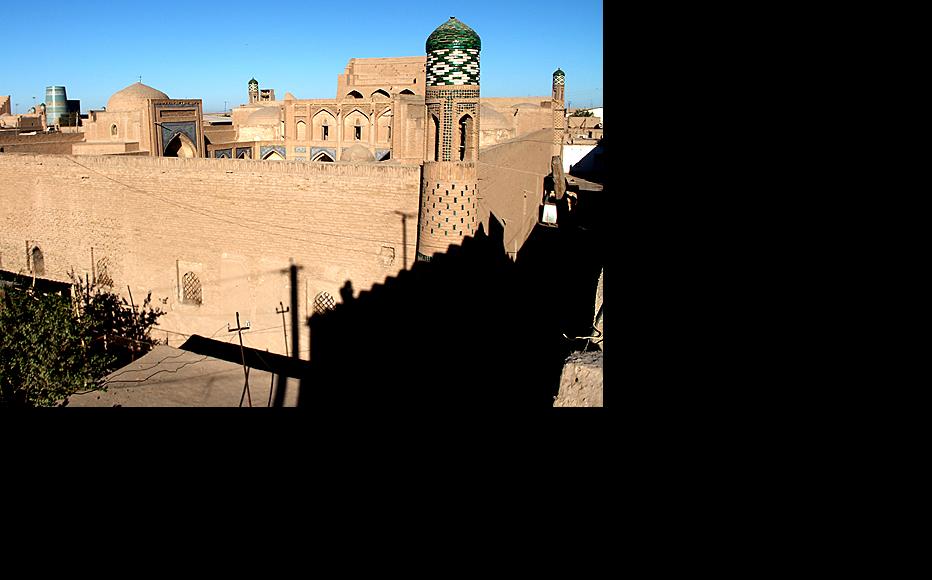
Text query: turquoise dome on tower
553 68 565 85
426 17 481 52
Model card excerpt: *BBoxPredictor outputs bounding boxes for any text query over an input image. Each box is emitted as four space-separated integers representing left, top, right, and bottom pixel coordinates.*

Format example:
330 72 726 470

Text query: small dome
249 78 258 86
426 17 481 52
341 144 375 162
479 103 510 129
246 106 282 125
107 82 169 112
553 68 565 77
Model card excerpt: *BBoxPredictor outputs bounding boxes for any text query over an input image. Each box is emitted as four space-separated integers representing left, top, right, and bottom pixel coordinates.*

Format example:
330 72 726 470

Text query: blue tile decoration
426 18 480 86
311 147 336 160
260 145 286 159
160 121 197 155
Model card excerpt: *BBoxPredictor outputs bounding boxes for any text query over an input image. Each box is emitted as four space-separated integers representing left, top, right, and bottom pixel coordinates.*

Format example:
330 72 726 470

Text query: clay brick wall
0 132 84 154
0 153 421 356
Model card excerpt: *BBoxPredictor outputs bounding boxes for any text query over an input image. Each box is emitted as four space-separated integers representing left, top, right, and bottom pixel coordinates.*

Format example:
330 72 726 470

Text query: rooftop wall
0 153 422 355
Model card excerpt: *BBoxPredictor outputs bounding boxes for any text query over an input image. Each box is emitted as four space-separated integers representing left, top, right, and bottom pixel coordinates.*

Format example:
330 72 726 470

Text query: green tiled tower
417 17 482 262
552 68 566 157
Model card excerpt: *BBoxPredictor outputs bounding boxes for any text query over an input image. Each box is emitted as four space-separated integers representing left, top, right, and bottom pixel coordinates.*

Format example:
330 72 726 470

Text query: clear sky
4 0 602 114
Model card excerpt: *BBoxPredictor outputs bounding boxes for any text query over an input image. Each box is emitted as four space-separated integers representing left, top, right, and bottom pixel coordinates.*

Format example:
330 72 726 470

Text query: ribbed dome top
246 106 282 125
107 82 169 112
426 17 480 52
553 68 565 78
341 144 375 162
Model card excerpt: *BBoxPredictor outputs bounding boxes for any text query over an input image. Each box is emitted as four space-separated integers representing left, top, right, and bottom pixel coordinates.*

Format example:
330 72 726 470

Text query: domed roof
246 106 282 125
479 103 510 129
107 82 169 112
249 77 258 85
426 17 480 52
341 144 375 162
553 68 565 77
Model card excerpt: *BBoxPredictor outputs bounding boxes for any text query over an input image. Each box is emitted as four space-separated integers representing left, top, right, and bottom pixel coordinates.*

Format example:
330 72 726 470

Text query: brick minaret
416 17 481 262
552 68 566 158
248 78 259 104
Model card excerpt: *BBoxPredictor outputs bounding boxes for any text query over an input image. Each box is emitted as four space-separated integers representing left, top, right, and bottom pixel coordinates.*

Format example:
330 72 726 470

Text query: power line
64 156 410 254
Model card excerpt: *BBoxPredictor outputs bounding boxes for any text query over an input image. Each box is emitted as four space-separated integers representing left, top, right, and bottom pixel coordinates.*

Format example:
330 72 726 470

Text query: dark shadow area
569 138 605 184
298 207 604 408
180 334 310 379
0 269 71 296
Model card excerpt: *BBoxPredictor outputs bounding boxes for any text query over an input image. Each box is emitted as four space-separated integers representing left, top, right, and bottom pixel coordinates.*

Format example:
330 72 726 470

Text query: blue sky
5 0 602 114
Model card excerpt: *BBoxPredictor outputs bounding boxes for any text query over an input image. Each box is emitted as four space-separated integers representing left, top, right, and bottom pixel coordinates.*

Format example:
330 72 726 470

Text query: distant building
72 82 204 157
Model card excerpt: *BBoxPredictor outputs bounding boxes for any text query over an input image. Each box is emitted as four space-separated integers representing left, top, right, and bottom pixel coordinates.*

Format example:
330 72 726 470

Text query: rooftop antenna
138 75 142 83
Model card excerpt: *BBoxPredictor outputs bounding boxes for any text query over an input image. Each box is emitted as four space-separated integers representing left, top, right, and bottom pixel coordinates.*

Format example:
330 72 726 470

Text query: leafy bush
0 276 164 407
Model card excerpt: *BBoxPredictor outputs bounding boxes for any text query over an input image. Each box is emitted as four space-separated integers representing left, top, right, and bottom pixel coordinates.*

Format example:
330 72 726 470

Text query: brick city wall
0 153 421 355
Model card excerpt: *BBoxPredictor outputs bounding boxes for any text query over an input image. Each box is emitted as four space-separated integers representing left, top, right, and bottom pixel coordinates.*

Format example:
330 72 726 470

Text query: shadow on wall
298 212 604 408
570 138 605 183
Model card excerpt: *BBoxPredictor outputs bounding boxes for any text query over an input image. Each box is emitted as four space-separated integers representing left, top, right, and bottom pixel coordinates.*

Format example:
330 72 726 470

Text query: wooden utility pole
229 311 252 407
276 301 290 356
272 261 301 407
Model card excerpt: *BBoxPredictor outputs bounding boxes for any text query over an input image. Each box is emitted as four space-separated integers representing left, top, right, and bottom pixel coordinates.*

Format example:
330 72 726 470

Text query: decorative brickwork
417 17 481 261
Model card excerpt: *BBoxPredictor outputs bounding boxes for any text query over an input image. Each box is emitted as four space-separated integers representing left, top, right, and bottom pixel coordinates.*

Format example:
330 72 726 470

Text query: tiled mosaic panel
235 147 252 159
260 145 286 159
159 122 197 155
426 49 480 86
214 148 233 159
426 18 481 52
311 147 336 161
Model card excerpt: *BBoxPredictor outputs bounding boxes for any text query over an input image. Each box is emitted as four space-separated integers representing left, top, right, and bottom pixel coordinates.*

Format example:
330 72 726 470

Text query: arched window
346 91 363 99
110 124 118 137
458 114 475 161
31 246 45 276
400 89 415 95
377 109 392 142
312 152 334 162
314 291 336 314
428 114 440 161
182 271 202 305
296 120 307 140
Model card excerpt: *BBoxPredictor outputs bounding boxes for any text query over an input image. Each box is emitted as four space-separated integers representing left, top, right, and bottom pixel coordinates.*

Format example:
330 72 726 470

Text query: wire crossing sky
4 0 602 114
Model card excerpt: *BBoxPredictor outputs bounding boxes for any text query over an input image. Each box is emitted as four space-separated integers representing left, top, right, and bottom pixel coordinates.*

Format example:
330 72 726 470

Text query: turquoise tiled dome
426 17 481 52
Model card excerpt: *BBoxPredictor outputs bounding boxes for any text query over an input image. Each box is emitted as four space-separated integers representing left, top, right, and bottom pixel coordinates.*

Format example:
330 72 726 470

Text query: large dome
106 82 169 112
341 144 375 162
426 17 481 52
246 106 282 125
